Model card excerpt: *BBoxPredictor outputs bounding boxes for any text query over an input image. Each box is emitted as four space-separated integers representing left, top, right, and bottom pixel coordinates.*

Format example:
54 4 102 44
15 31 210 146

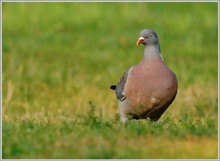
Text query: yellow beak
136 37 145 45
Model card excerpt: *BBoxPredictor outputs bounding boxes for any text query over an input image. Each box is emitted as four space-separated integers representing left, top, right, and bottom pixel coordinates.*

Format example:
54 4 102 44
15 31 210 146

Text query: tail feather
110 85 116 90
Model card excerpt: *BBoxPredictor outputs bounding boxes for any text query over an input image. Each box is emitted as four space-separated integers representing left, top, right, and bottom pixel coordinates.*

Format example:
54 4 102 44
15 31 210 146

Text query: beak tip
136 40 141 45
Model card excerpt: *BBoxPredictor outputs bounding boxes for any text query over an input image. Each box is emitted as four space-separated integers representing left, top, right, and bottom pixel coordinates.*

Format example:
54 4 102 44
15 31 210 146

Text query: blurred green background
2 2 218 159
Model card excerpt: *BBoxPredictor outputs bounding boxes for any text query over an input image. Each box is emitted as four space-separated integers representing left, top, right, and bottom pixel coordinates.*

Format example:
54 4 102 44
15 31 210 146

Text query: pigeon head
136 29 159 46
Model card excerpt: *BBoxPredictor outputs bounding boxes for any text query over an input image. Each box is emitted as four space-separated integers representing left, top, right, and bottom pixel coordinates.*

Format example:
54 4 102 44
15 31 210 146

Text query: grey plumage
110 68 131 101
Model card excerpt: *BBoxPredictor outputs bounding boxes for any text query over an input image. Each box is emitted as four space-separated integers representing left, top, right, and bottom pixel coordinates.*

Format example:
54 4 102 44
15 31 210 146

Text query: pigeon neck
143 44 161 60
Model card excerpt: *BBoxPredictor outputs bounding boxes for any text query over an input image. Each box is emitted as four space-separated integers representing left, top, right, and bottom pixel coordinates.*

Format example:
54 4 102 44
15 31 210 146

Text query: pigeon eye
149 34 153 38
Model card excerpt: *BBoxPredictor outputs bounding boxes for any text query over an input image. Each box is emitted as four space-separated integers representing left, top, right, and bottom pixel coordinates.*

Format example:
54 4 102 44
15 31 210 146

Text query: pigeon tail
110 85 116 90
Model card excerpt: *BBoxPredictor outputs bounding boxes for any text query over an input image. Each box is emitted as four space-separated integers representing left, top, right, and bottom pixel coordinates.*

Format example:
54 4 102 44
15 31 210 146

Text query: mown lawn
2 2 218 159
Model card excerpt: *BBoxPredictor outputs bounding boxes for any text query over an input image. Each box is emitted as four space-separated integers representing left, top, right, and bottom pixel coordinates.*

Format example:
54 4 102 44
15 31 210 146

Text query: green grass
2 2 218 159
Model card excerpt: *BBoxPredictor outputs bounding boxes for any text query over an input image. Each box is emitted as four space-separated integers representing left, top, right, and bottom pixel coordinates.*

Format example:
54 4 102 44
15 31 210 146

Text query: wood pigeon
110 29 178 122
